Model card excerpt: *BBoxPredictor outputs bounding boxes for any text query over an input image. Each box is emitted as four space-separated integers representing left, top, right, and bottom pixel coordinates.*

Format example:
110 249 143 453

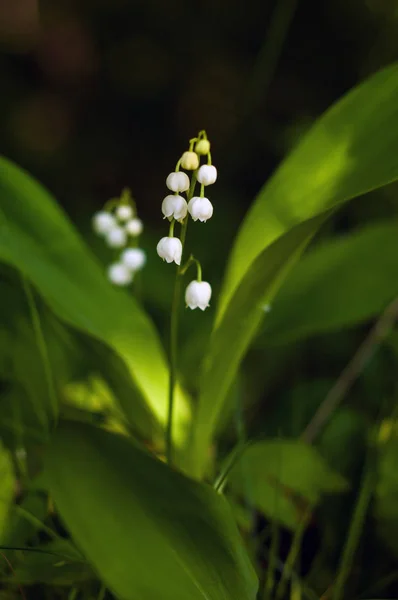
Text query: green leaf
259 222 398 345
0 442 14 543
374 431 398 557
45 421 258 600
229 440 347 530
0 157 191 454
192 63 398 476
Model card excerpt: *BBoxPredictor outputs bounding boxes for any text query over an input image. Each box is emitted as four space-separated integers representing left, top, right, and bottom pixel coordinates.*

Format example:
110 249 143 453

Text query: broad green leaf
192 63 398 476
0 157 190 453
45 421 258 600
259 222 398 345
0 442 14 543
229 440 347 530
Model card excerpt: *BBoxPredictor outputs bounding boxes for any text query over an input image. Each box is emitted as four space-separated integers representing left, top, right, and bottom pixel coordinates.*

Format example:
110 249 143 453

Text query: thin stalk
264 518 280 600
165 174 197 464
14 506 60 541
21 277 58 425
276 508 311 600
97 584 106 600
213 441 249 493
332 458 374 600
302 295 398 444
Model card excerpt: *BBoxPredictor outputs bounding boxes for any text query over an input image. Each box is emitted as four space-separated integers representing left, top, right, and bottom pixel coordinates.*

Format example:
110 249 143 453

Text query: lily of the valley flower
105 226 127 248
187 196 213 222
197 164 217 186
107 262 133 286
180 151 199 170
195 139 210 155
166 171 190 193
121 248 146 271
126 218 143 236
93 211 117 235
116 204 134 221
157 236 182 265
185 280 212 310
162 195 188 222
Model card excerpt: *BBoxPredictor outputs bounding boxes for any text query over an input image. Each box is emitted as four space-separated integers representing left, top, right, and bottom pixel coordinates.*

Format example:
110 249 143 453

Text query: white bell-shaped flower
185 280 212 310
197 164 217 186
92 211 116 235
156 236 182 265
180 151 199 170
126 218 143 236
161 195 188 222
121 248 146 271
106 226 127 248
166 171 190 193
116 205 133 221
107 262 133 286
187 196 213 222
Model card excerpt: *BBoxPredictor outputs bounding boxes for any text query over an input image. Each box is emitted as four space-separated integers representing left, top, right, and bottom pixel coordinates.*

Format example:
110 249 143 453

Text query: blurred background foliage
3 0 398 598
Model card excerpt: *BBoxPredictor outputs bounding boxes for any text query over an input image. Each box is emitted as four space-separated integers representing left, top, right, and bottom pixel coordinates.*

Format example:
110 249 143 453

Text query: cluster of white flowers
156 132 216 310
92 189 146 286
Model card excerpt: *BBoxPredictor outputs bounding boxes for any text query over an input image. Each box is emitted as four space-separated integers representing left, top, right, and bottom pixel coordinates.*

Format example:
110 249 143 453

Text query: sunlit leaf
0 157 190 456
192 63 398 476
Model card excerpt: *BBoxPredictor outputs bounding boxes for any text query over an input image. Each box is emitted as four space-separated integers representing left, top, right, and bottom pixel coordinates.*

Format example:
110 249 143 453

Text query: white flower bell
121 248 146 271
105 226 127 248
161 195 188 222
180 151 199 170
197 164 217 186
108 262 133 286
156 236 182 265
185 280 212 310
126 218 143 236
93 211 116 235
187 196 213 222
116 205 134 221
166 172 190 193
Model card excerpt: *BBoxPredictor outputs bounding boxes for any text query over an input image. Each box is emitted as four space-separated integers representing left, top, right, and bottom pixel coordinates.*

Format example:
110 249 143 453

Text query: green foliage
260 222 398 345
229 440 347 529
45 421 258 600
0 443 14 543
192 63 398 477
375 430 398 557
0 156 191 454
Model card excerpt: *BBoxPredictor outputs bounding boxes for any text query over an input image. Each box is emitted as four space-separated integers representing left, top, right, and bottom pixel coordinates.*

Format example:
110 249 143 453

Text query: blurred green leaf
0 443 14 543
45 421 258 600
0 157 191 456
2 540 92 586
192 63 398 476
375 433 398 557
229 440 347 530
259 222 398 345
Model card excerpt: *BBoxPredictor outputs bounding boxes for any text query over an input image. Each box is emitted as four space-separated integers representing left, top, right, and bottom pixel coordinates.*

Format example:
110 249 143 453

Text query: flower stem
165 174 197 465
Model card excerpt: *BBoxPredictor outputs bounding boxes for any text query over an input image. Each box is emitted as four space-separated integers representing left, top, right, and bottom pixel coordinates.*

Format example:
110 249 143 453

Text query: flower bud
197 164 217 186
161 195 188 222
195 139 211 155
187 196 213 222
107 262 133 286
126 218 143 236
166 171 190 193
116 205 133 221
105 226 127 248
156 236 182 265
185 280 212 310
121 248 146 271
180 151 199 170
92 211 116 235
